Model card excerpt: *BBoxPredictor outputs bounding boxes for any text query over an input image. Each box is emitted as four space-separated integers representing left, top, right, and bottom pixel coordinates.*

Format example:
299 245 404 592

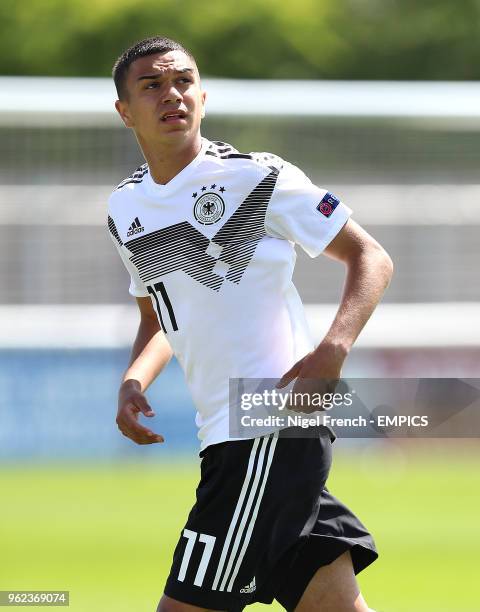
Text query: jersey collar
143 137 209 197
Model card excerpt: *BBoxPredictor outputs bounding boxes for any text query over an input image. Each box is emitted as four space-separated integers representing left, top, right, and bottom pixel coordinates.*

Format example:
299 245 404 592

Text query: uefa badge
316 192 340 218
192 185 226 225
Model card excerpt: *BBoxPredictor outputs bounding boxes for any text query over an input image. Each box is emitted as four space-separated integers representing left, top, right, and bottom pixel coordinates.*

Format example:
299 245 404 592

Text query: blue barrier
0 349 199 460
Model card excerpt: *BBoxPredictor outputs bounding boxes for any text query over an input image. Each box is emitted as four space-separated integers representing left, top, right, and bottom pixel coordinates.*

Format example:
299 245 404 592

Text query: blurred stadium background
1 1 480 611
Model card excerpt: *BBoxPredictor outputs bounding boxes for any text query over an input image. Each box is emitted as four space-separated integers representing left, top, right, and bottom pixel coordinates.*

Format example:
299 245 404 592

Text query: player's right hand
116 379 164 445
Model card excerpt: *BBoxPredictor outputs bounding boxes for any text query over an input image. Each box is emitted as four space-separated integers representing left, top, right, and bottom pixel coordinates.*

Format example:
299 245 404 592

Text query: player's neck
141 134 203 185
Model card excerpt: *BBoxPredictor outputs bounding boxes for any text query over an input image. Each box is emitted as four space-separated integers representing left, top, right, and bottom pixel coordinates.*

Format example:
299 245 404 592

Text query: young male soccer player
108 37 393 612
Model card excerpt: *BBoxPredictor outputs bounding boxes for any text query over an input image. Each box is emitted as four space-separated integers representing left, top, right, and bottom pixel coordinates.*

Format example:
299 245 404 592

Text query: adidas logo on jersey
240 577 256 594
127 217 144 237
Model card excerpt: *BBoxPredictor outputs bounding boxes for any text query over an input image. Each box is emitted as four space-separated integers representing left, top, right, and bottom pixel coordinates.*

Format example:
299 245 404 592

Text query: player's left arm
278 218 393 386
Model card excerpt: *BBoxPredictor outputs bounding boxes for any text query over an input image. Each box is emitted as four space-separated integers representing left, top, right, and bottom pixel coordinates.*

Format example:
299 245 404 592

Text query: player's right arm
116 296 173 445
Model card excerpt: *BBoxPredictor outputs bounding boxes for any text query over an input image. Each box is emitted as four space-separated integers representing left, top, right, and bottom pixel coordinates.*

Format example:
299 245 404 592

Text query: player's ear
200 91 206 119
115 99 134 128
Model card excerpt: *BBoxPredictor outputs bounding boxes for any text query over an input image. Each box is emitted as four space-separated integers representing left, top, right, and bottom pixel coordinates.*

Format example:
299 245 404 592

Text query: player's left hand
275 341 347 413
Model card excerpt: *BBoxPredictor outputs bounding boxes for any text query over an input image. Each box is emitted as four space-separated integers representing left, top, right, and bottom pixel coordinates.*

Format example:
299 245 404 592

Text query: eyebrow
137 68 194 82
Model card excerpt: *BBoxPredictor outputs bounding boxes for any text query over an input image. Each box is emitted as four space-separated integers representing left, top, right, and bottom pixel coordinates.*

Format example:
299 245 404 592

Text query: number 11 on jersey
147 281 178 333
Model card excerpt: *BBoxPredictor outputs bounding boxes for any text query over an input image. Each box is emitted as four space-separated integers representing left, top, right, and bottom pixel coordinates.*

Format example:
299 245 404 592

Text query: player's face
116 51 206 148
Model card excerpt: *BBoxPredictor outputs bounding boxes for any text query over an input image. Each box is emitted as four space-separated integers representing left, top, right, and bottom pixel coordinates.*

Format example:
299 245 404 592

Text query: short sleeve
264 160 352 257
107 215 149 298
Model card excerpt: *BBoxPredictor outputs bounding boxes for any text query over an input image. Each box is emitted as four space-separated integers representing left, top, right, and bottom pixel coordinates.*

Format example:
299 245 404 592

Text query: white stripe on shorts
211 432 278 592
211 436 263 590
226 432 278 591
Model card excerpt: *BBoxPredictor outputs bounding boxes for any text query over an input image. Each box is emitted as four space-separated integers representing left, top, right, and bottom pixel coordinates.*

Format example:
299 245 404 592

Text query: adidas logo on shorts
240 576 256 593
127 217 144 237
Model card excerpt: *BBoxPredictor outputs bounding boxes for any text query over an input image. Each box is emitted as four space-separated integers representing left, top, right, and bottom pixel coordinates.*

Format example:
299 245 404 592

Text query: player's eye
178 77 192 84
145 82 159 89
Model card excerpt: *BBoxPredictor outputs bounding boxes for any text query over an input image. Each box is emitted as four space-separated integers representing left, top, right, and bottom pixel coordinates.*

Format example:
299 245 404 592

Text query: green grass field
1 441 479 612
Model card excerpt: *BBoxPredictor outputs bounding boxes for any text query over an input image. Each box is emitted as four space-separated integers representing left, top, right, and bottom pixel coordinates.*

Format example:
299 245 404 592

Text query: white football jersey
107 138 352 450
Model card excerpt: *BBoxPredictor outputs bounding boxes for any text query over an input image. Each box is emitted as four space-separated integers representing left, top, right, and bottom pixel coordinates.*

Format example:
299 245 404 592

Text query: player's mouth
161 110 188 123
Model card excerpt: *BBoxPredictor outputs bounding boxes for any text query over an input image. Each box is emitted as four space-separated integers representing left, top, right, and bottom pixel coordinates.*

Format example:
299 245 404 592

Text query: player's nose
162 84 183 104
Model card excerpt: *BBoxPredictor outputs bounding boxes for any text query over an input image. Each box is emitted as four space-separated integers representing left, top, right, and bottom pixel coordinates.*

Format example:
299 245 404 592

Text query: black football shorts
162 427 378 611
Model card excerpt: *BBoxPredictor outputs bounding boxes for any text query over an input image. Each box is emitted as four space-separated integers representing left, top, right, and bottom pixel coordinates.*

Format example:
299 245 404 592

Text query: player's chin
159 125 192 139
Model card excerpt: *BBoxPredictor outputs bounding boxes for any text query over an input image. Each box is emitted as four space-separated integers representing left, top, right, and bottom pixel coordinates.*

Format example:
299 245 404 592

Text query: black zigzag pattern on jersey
116 164 149 190
125 221 224 291
108 215 123 246
213 168 279 284
124 169 279 291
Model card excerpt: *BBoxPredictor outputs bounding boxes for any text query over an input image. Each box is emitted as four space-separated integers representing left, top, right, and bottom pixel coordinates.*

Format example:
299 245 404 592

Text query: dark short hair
112 36 196 99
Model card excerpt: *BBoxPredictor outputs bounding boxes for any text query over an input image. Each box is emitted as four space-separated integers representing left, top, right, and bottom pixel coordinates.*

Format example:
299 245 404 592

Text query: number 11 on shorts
178 529 216 587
